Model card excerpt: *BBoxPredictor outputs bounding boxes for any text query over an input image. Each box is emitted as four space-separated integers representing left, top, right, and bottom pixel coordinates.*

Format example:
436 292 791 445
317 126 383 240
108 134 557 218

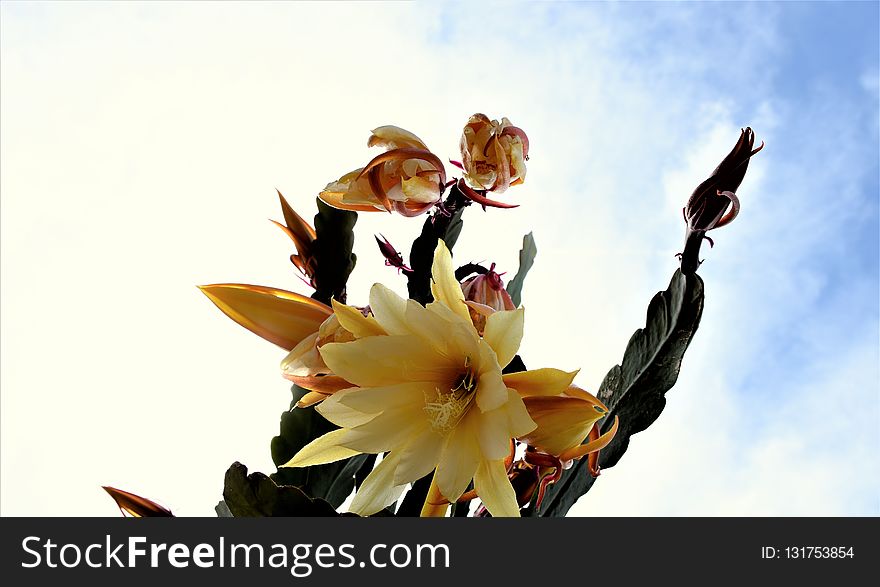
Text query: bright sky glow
1 2 877 516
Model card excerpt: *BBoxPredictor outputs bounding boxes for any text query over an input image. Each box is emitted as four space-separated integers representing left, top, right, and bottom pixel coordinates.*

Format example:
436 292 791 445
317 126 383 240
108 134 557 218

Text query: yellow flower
283 240 578 517
520 385 619 467
320 126 447 217
460 114 529 194
281 304 385 408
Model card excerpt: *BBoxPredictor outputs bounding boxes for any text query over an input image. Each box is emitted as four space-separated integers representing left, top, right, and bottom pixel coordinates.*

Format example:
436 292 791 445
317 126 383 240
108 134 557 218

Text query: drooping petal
474 458 520 518
320 335 457 387
430 240 472 324
520 395 607 456
482 308 524 369
320 169 384 212
349 452 407 516
435 411 481 502
558 416 619 462
281 429 361 468
199 284 331 350
503 368 579 397
330 299 387 338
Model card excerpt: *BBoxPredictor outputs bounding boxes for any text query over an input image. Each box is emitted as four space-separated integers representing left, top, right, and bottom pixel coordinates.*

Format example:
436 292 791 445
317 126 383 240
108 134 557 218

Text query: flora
105 116 760 518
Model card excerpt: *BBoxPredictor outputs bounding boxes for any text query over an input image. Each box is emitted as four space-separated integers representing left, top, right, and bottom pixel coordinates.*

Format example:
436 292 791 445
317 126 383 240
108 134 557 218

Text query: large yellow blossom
283 240 577 517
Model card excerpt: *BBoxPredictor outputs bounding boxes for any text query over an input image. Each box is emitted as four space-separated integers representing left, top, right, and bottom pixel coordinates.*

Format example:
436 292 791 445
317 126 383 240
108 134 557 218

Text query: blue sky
1 1 877 516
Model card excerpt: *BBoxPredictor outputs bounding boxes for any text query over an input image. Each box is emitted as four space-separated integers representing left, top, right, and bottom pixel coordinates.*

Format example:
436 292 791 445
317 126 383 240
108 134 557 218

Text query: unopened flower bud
460 263 515 333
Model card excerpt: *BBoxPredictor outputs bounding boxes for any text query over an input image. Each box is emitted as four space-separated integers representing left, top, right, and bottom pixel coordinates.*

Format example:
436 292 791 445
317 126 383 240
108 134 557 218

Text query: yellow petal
430 240 472 324
319 168 383 212
199 284 331 350
279 332 325 376
295 390 331 408
503 368 579 397
474 458 520 518
400 175 441 204
349 452 407 516
474 406 514 460
394 428 444 486
503 389 537 438
558 416 619 462
482 308 524 369
281 429 360 468
368 283 411 335
330 298 387 338
320 335 456 387
315 388 378 428
368 126 429 150
337 381 429 414
475 343 508 412
342 402 429 454
520 396 607 456
435 411 481 502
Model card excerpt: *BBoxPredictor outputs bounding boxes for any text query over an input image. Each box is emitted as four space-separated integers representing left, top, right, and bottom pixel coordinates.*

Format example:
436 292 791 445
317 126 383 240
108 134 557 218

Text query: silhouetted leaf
406 184 471 304
539 269 704 516
506 232 537 307
311 198 357 305
223 462 344 517
270 385 365 508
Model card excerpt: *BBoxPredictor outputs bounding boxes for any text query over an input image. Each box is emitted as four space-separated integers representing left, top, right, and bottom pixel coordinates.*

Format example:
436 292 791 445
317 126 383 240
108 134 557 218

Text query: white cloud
1 2 876 516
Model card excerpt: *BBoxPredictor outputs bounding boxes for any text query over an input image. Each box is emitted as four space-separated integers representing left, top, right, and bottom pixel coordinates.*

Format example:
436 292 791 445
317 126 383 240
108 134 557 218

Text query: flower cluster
199 114 618 517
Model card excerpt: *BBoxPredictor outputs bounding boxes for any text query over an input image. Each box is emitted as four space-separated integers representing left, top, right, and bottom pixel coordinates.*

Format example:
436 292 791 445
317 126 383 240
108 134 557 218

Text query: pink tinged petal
492 139 511 193
503 368 579 397
368 126 429 151
435 412 481 502
330 299 387 338
368 283 411 335
320 335 457 387
349 452 408 516
430 240 473 324
475 344 508 412
501 126 530 159
198 284 331 351
457 179 520 209
359 148 446 187
482 308 524 369
393 428 445 486
281 429 361 468
474 458 520 518
464 300 497 318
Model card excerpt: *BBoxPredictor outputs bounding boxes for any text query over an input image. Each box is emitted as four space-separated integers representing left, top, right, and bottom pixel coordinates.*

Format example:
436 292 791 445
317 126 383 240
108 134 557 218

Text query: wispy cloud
1 2 876 515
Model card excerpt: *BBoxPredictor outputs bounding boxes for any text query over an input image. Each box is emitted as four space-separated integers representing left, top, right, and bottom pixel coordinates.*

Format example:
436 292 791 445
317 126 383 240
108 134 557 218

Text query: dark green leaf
506 232 537 307
406 184 471 304
311 198 357 305
214 500 233 517
223 462 344 517
539 269 704 516
270 385 364 508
